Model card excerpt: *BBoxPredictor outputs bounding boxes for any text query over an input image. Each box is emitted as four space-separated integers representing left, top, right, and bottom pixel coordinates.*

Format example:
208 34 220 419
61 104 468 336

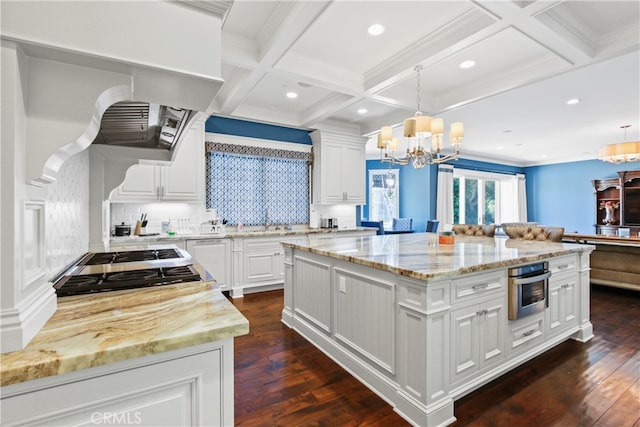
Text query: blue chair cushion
426 220 439 232
392 218 413 232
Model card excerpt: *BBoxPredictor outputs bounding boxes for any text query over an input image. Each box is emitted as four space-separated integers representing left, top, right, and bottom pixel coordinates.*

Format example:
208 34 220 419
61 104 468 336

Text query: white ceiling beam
473 0 594 65
217 1 332 115
364 7 497 95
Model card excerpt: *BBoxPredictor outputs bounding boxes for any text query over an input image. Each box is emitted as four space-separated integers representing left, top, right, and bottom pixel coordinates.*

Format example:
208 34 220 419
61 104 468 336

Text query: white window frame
453 169 519 225
368 169 399 229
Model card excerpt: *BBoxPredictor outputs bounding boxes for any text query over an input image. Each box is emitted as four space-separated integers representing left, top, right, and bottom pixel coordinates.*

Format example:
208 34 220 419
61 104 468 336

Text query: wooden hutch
592 170 640 236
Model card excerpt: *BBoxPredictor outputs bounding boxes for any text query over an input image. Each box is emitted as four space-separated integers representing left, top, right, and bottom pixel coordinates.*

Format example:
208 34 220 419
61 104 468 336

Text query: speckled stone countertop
0 279 249 387
109 226 375 245
285 233 595 281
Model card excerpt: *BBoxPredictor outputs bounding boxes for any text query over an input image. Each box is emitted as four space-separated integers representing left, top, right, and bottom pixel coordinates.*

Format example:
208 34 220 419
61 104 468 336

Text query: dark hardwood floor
229 285 640 427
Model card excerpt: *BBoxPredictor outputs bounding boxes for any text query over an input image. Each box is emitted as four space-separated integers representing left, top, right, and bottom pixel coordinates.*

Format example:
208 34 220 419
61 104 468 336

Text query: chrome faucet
265 208 271 230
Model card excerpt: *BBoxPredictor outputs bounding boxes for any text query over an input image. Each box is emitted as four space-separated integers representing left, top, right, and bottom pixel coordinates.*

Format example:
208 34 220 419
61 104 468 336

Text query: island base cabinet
547 272 578 337
1 340 234 427
282 246 592 427
450 297 506 387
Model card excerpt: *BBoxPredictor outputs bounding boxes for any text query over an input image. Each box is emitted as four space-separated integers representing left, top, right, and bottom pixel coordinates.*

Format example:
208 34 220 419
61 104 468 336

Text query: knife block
133 220 143 236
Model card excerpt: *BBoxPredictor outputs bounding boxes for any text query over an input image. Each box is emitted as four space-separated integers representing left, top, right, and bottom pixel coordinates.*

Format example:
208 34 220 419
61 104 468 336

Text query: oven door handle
510 271 551 285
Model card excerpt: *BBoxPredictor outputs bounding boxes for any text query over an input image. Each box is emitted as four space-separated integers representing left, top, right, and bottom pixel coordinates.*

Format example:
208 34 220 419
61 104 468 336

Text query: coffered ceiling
212 0 640 166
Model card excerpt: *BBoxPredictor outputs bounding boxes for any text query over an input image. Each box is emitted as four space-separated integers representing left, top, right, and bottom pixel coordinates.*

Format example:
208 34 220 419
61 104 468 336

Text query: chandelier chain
415 65 422 113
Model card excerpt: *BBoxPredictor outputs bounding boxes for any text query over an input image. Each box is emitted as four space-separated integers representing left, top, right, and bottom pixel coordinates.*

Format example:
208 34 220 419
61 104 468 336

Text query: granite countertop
285 233 595 281
109 226 375 244
0 280 249 387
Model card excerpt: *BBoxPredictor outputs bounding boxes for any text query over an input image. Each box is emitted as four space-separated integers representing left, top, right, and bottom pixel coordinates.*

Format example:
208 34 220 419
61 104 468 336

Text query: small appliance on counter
320 217 338 229
199 208 226 234
114 222 131 236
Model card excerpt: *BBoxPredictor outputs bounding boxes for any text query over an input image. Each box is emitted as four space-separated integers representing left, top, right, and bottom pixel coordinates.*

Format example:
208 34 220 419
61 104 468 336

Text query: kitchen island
0 266 249 426
281 234 594 427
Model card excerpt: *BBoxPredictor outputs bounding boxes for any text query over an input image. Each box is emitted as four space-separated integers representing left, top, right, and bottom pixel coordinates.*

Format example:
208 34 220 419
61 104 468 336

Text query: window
368 169 399 228
453 169 518 225
205 143 310 225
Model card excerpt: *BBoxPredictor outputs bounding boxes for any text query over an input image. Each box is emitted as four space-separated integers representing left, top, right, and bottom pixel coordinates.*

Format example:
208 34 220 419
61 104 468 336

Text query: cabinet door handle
523 329 537 337
476 309 488 316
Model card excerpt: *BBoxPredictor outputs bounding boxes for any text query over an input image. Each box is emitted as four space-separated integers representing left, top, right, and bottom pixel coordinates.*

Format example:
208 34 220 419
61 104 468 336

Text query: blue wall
363 160 438 233
206 115 638 234
525 159 639 233
363 156 638 235
205 115 312 145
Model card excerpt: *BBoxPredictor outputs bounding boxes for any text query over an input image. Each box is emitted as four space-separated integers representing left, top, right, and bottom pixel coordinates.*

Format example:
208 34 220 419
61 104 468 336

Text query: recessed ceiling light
497 145 504 150
358 108 368 114
459 60 476 69
502 130 512 133
566 98 580 105
286 91 298 99
367 24 385 36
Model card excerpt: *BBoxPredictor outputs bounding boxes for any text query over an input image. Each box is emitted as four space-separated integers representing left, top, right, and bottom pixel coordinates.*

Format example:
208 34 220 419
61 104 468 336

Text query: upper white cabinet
111 122 204 202
310 130 366 204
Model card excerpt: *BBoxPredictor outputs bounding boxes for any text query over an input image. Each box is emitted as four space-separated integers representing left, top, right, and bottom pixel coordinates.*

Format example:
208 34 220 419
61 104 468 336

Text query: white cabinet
451 296 506 386
111 122 204 202
186 239 231 291
0 341 233 427
310 130 366 204
547 271 578 337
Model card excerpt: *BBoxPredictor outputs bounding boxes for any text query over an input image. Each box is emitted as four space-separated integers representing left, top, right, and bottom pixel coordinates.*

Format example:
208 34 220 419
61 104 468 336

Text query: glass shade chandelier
599 125 640 164
378 65 464 169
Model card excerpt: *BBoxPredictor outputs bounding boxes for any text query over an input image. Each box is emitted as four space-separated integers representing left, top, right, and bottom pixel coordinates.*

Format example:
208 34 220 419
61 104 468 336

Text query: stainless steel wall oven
508 261 551 320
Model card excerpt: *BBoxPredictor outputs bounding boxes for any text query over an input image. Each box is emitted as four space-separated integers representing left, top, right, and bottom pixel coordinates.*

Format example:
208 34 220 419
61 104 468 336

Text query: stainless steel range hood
92 101 197 151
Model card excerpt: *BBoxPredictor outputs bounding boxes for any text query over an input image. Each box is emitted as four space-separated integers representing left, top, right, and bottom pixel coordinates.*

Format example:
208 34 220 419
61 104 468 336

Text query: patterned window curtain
205 142 311 225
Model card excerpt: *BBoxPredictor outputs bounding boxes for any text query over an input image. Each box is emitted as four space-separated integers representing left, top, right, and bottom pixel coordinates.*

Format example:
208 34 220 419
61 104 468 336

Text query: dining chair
503 225 565 242
392 218 413 232
452 224 496 237
361 220 384 235
426 220 439 233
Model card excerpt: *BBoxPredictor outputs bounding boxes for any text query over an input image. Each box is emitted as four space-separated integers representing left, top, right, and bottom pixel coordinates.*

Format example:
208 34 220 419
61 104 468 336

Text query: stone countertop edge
282 234 595 282
0 281 249 387
109 227 376 243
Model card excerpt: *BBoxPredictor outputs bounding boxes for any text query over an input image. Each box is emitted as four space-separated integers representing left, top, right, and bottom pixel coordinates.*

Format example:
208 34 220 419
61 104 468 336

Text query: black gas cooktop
82 248 182 265
54 248 201 297
55 265 201 297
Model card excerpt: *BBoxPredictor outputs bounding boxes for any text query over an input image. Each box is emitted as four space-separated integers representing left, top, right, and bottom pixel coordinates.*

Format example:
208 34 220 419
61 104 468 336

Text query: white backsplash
46 149 90 275
310 204 357 229
110 202 207 235
111 202 357 234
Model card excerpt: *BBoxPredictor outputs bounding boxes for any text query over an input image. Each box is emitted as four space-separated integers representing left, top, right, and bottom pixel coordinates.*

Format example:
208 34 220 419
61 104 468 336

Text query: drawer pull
557 264 569 270
522 329 537 337
476 309 489 316
472 283 489 290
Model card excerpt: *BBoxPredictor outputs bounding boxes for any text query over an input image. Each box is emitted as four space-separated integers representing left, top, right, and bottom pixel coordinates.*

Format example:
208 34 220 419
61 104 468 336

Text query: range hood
92 101 197 151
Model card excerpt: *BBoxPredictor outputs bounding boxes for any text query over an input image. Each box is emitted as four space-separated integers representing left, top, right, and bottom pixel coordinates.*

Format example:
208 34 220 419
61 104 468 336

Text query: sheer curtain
516 173 527 222
436 164 454 226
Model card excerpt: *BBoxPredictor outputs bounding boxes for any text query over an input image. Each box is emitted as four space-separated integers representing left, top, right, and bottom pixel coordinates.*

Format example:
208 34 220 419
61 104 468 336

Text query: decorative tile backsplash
46 149 90 275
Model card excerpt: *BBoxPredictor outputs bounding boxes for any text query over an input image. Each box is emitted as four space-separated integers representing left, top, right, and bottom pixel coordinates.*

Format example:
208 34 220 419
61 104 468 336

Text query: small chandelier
378 65 463 169
599 125 640 164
